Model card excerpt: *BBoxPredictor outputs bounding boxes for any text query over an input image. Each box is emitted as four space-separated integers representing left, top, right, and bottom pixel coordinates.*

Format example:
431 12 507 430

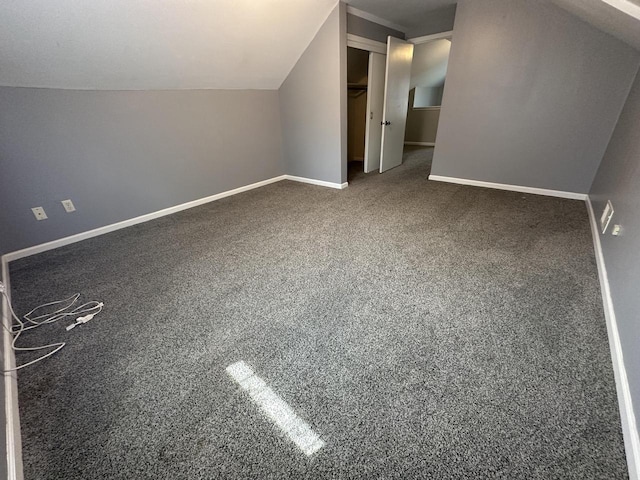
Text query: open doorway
345 39 387 182
344 32 453 182
347 47 369 173
403 35 452 171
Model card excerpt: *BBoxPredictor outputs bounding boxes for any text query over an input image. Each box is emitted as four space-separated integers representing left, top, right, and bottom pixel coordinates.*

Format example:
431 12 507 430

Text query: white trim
428 175 588 200
408 30 454 45
284 175 348 190
0 172 347 477
404 141 435 147
346 34 386 55
345 5 407 33
2 174 350 263
3 176 287 263
1 258 24 480
2 175 286 263
586 198 640 480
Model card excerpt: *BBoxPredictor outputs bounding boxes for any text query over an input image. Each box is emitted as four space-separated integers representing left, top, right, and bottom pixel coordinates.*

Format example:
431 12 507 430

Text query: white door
379 37 414 173
364 52 385 173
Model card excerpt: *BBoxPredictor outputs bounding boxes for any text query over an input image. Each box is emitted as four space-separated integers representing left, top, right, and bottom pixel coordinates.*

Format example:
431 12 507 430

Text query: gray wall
347 13 405 42
279 3 347 185
431 0 640 193
590 69 640 438
0 88 284 255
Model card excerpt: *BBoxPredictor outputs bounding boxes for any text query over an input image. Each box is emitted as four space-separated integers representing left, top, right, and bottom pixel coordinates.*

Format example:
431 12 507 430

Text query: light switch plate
600 200 614 234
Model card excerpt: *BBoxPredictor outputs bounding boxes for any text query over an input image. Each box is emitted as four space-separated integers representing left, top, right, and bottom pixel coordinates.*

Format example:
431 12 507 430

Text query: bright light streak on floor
226 361 325 456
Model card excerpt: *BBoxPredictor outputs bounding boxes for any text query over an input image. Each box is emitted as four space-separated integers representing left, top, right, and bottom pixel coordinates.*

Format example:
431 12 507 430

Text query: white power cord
1 285 103 372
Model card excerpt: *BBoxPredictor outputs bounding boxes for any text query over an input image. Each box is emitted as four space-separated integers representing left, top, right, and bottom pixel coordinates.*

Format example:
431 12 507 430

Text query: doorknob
381 121 391 126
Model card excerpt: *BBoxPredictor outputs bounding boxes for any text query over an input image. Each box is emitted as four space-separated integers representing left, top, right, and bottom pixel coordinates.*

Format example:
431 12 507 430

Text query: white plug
0 281 5 293
77 313 96 324
66 302 104 331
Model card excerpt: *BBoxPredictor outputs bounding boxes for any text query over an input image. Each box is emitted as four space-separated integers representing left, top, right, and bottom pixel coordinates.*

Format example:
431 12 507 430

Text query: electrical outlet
61 199 76 213
31 207 48 221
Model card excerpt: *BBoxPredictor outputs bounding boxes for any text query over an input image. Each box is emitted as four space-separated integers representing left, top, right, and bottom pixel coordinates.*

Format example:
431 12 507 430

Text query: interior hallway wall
405 90 440 144
0 88 284 255
279 3 347 185
431 0 640 193
590 69 640 462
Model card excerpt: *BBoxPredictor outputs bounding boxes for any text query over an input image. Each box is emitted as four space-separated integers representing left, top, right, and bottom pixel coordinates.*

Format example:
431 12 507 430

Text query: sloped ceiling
3 0 638 91
410 39 451 89
552 0 640 50
0 0 338 90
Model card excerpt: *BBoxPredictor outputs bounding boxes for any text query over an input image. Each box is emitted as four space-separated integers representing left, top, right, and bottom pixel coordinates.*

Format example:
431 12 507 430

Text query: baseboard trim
586 199 640 480
404 141 435 146
0 171 348 477
2 176 290 263
2 174 349 264
428 175 588 200
1 258 24 480
284 175 348 190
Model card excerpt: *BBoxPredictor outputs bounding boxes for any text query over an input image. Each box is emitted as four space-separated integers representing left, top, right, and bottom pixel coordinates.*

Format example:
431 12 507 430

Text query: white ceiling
0 0 338 90
2 0 638 91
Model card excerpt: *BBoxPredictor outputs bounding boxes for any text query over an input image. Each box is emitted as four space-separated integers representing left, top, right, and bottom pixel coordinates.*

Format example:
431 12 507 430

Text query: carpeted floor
9 147 628 479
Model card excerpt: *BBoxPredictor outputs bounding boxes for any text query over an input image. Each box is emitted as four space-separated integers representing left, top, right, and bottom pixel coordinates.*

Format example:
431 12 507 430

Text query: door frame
346 34 386 54
403 31 454 149
346 35 387 176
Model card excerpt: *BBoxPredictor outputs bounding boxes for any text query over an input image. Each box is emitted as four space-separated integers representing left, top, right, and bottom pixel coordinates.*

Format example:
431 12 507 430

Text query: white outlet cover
31 207 48 220
61 199 76 212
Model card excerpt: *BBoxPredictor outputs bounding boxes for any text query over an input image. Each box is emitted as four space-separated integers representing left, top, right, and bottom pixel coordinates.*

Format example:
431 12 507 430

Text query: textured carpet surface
10 148 628 479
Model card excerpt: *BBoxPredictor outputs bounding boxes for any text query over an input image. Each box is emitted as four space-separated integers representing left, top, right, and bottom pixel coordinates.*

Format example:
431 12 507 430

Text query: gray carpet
9 147 628 479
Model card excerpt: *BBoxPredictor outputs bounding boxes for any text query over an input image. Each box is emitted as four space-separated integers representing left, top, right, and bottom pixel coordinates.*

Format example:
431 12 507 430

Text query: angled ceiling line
345 5 408 33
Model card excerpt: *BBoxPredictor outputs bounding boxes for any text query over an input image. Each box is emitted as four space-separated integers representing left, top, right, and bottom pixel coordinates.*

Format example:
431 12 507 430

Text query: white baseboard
284 175 348 190
1 175 636 479
404 141 435 147
586 199 640 480
1 258 24 480
3 176 286 263
2 174 349 264
0 171 349 478
428 174 588 200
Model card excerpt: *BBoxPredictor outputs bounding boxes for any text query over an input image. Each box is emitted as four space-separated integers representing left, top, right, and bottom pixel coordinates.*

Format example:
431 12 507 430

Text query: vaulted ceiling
1 0 638 91
551 0 640 50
